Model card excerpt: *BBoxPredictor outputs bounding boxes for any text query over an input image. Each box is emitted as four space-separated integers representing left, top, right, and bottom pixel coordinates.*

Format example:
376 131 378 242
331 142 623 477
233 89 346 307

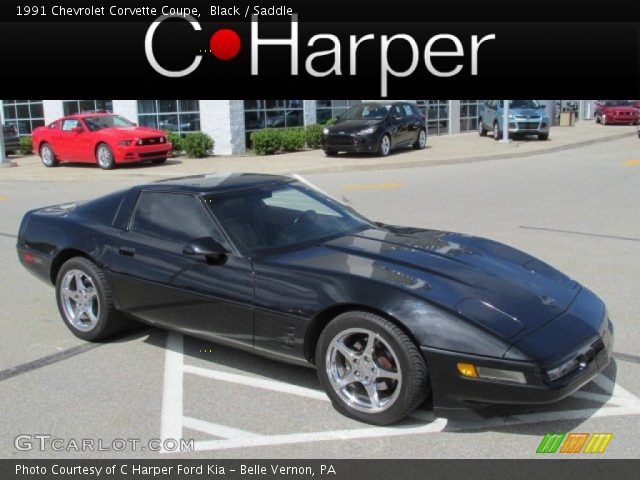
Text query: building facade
1 100 596 155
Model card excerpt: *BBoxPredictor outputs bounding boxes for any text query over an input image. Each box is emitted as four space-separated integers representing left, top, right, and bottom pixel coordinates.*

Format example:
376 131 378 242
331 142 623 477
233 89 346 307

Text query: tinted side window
130 192 221 244
411 104 421 117
390 105 405 118
402 104 414 117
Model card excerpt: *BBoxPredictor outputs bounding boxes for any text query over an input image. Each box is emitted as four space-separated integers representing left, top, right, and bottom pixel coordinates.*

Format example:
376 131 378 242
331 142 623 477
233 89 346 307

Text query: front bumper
422 314 614 416
323 133 379 153
603 113 638 124
507 119 549 135
114 144 172 163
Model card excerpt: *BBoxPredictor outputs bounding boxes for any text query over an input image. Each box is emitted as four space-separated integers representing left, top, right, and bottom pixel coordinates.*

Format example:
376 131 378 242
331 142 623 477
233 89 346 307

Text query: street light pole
499 99 511 143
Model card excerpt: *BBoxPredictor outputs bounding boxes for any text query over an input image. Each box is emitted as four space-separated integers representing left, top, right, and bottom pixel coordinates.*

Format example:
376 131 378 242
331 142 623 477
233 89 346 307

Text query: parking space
1 136 639 458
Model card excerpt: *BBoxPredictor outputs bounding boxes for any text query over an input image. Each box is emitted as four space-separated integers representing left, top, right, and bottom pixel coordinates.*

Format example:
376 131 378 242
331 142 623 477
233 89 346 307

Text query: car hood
98 126 165 139
510 108 544 117
279 226 580 342
328 120 383 134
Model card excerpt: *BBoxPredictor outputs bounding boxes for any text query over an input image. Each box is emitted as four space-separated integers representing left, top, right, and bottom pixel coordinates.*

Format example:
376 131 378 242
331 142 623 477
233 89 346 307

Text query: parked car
323 102 427 157
31 113 172 170
478 100 550 141
17 173 613 425
594 100 639 125
2 124 20 155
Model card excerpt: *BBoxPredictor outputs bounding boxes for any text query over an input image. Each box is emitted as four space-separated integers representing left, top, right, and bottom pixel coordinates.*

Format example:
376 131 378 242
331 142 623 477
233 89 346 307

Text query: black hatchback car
323 102 427 157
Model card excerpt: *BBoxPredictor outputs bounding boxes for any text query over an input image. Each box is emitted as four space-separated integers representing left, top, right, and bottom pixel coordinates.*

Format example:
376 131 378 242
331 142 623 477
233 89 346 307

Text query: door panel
110 232 255 347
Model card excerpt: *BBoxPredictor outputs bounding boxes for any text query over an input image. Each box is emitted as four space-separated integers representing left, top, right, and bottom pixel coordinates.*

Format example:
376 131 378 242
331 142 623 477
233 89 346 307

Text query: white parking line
160 332 184 452
161 334 640 453
183 416 260 440
183 364 328 401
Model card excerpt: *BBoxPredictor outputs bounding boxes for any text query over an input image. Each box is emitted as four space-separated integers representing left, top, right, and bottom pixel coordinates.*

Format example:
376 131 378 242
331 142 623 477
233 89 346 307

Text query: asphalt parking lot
1 136 639 458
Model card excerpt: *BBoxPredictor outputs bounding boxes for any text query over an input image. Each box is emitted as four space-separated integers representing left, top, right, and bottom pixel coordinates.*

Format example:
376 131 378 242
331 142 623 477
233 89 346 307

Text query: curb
278 130 637 175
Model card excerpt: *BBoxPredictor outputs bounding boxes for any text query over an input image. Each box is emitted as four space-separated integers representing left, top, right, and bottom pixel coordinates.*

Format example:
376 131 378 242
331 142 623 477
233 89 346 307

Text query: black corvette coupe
17 174 613 424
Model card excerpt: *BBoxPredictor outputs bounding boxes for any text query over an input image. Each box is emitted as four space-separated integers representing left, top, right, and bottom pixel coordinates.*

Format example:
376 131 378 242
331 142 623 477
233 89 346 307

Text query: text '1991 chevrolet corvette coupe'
16 174 614 424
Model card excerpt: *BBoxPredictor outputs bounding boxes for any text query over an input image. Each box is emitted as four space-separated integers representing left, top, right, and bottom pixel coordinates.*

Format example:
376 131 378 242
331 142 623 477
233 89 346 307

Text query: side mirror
183 238 226 264
131 122 138 126
71 126 83 133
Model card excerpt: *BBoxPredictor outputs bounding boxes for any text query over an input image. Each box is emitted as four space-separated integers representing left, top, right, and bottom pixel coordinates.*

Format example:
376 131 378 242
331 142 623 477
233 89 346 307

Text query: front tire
316 311 429 425
413 129 427 149
478 119 487 136
493 121 501 140
151 158 167 165
40 143 59 167
324 150 338 157
55 257 126 341
538 133 549 141
378 134 391 157
96 143 115 170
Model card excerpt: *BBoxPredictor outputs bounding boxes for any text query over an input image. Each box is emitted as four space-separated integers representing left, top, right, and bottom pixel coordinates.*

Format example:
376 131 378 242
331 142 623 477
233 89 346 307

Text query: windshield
341 103 391 121
204 182 374 253
499 100 541 109
83 115 134 131
604 100 631 107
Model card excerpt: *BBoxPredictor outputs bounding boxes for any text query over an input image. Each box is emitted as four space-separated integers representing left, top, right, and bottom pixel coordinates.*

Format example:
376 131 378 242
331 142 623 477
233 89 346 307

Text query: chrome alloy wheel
41 145 54 165
325 328 402 413
380 135 391 156
97 145 113 168
60 269 100 332
418 129 427 148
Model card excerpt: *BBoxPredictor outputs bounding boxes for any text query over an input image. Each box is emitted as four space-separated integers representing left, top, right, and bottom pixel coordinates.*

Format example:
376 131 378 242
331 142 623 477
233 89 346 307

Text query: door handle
119 247 135 257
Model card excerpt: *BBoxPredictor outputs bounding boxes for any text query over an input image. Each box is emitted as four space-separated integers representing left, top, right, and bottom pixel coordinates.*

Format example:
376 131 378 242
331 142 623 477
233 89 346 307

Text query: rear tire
316 311 429 425
413 129 427 149
40 143 59 167
96 143 115 170
55 257 127 341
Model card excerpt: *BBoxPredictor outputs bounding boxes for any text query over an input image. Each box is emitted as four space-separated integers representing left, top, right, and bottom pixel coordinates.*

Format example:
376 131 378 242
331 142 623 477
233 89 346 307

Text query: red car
32 113 172 169
594 100 639 126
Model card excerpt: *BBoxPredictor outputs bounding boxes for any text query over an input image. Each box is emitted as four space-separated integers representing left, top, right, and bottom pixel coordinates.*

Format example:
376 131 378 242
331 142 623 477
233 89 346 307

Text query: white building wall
42 100 64 124
199 100 240 156
111 100 138 123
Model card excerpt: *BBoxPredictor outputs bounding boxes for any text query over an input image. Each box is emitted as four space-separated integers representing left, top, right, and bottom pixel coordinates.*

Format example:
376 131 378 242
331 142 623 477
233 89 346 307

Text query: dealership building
1 100 596 155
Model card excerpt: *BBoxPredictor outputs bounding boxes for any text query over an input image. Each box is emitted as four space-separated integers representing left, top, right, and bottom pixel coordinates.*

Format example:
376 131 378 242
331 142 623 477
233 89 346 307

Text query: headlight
357 126 377 135
508 114 515 119
457 362 527 384
117 140 133 146
322 127 330 135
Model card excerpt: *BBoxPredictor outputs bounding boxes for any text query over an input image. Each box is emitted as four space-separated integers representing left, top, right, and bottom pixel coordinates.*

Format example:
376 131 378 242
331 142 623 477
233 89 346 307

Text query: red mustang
594 100 639 126
32 113 172 169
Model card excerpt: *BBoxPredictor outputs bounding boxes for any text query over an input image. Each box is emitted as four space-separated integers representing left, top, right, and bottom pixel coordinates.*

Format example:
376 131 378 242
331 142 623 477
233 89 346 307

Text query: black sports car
17 174 613 425
322 102 427 157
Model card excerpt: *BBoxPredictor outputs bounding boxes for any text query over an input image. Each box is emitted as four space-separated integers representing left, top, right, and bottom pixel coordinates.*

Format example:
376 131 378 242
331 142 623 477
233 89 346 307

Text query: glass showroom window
244 100 304 146
417 100 449 135
460 100 480 132
137 100 201 133
2 100 45 135
316 100 362 124
62 100 113 116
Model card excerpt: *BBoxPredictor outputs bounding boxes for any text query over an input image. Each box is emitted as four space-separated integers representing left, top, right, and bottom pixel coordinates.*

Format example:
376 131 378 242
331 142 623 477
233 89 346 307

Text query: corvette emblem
540 296 557 306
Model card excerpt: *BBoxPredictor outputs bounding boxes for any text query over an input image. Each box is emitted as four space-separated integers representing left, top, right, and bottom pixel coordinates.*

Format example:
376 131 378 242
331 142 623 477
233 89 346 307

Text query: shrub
251 129 282 155
182 132 214 158
19 136 32 155
280 128 306 152
165 131 184 153
324 118 336 126
305 123 324 149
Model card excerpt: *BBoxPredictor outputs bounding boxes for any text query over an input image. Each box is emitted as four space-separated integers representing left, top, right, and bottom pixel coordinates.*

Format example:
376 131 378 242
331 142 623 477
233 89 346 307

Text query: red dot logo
209 29 241 61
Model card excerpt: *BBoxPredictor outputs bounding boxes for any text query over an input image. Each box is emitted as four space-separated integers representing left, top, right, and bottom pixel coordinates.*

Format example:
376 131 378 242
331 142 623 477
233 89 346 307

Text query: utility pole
500 99 511 143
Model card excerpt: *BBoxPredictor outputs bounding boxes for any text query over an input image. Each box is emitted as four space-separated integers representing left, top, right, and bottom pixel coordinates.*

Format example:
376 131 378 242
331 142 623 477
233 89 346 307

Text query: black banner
2 460 639 480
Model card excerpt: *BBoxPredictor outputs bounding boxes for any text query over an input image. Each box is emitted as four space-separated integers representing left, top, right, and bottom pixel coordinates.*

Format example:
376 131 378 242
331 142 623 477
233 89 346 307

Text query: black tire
151 158 167 165
377 134 391 157
40 143 59 167
55 257 127 341
95 143 115 170
316 311 430 425
324 150 338 157
538 133 549 141
478 119 487 136
413 129 427 149
493 121 501 141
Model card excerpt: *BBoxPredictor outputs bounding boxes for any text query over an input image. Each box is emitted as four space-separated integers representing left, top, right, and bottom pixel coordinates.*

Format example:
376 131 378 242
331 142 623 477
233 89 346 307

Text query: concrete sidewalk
1 120 637 182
